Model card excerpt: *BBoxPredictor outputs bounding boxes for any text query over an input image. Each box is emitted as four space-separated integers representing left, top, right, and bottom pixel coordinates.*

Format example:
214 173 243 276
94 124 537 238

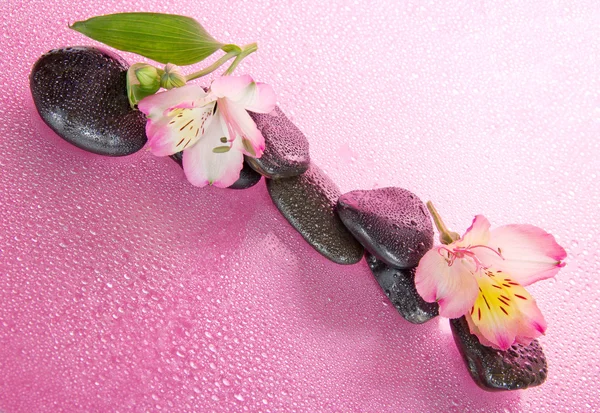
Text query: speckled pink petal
468 274 547 351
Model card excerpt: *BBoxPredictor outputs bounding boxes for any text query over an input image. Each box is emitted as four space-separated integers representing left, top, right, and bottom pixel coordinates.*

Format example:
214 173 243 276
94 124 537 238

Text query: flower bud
135 64 160 92
126 63 161 108
161 64 187 89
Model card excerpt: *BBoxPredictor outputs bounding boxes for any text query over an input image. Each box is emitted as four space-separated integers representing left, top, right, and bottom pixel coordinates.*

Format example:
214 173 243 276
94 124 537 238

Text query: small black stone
266 163 363 264
170 152 262 190
450 317 548 391
30 47 147 156
247 106 310 178
337 187 433 269
366 253 438 324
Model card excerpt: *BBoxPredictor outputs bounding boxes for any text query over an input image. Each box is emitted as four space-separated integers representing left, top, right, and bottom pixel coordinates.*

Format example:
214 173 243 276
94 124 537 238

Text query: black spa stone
170 152 262 190
337 187 433 269
450 317 548 391
247 106 310 178
30 46 147 156
366 253 438 324
266 163 363 264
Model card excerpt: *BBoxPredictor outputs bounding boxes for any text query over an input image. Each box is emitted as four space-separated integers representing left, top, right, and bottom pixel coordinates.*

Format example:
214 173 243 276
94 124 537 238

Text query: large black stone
450 317 548 391
337 187 433 269
266 163 363 264
170 152 262 190
247 106 310 178
366 253 438 324
30 46 147 156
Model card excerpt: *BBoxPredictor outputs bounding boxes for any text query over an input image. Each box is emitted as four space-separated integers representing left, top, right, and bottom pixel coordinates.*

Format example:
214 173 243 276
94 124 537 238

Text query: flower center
439 244 503 270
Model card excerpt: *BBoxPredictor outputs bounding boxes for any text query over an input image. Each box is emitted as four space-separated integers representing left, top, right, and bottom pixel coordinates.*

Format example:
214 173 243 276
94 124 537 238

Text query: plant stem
183 42 258 81
185 52 238 82
426 201 460 245
223 43 258 75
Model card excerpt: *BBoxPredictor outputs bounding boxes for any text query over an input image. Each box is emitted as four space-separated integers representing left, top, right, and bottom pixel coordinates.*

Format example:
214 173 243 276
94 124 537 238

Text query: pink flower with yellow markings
138 75 275 188
415 206 566 351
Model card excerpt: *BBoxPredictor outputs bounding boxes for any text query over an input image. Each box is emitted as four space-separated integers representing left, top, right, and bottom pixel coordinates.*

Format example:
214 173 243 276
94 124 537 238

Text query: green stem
223 43 258 75
426 201 460 245
185 52 238 82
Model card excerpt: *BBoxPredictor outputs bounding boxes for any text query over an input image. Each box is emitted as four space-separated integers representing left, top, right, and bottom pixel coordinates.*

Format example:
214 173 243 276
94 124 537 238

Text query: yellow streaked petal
469 270 547 350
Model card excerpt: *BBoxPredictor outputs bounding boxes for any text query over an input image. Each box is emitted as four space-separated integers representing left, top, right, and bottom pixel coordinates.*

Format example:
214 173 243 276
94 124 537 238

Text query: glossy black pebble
170 152 262 190
337 187 433 269
30 46 147 156
366 253 438 324
450 317 548 391
247 106 310 178
266 163 363 264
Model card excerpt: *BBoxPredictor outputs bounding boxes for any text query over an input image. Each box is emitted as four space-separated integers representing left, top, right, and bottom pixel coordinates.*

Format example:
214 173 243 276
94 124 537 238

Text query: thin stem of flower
427 201 461 245
185 52 238 82
223 43 258 75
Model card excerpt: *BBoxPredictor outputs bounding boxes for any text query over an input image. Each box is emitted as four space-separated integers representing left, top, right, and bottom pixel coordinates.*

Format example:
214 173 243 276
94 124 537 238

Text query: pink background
1 0 599 411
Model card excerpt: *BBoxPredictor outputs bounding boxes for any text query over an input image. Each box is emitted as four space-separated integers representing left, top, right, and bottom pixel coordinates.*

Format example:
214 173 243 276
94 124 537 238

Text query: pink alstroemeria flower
138 75 275 187
415 215 566 350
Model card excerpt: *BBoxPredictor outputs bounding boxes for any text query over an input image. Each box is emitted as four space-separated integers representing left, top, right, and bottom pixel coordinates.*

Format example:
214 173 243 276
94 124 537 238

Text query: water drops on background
1 0 600 412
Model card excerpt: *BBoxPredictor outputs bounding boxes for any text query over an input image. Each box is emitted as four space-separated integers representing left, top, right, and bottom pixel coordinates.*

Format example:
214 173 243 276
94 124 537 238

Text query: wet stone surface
30 46 147 156
266 163 363 264
366 253 438 324
170 152 262 190
247 106 310 178
450 317 548 391
337 187 433 269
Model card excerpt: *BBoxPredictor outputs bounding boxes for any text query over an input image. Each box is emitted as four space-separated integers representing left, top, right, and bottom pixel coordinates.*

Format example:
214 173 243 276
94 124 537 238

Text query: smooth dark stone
247 106 310 178
30 46 147 156
170 152 262 189
450 317 548 391
366 253 438 324
337 187 433 269
266 163 363 264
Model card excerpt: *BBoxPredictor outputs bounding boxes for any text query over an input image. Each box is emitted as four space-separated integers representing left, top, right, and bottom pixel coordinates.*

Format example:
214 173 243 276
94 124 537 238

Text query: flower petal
486 224 567 286
457 215 491 247
182 112 244 188
219 99 265 157
414 247 479 318
210 75 254 101
138 84 207 120
145 106 214 156
236 82 276 113
211 75 276 113
468 271 547 350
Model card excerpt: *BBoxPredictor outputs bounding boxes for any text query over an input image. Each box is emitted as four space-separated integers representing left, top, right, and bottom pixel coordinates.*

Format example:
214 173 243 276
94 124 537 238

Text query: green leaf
70 12 224 65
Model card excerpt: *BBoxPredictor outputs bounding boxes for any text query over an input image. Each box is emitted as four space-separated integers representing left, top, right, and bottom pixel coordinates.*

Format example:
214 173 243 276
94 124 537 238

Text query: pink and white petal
465 313 497 348
220 101 265 157
182 113 244 188
138 84 207 119
469 272 546 350
488 224 567 286
145 118 176 156
414 248 479 319
145 106 214 157
210 75 254 100
457 215 491 248
236 82 276 113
